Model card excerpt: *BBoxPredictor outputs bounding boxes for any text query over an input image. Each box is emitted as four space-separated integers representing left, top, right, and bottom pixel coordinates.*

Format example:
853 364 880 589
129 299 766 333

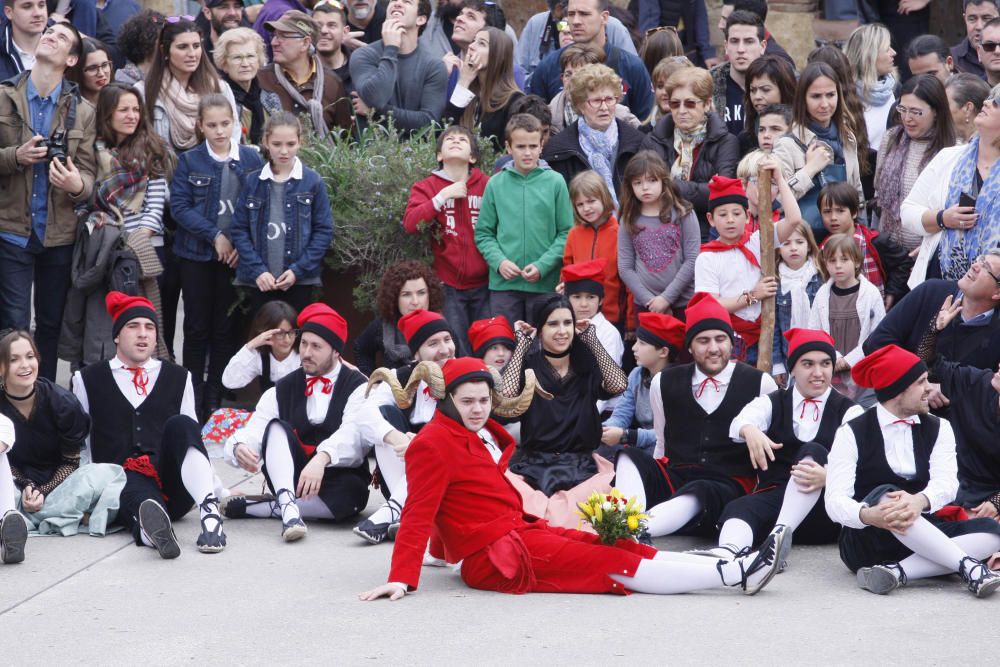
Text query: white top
221 345 301 390
72 358 198 461
207 139 242 162
225 361 368 467
260 156 303 181
864 97 895 151
899 145 967 290
650 361 778 458
358 367 439 445
807 276 886 366
694 230 765 321
0 412 14 453
825 404 958 529
12 39 35 71
728 386 865 444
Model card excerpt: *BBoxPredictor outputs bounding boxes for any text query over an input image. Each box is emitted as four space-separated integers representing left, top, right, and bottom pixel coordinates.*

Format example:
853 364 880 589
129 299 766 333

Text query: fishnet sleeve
917 314 941 378
577 325 628 396
37 454 80 496
10 464 32 491
498 331 532 398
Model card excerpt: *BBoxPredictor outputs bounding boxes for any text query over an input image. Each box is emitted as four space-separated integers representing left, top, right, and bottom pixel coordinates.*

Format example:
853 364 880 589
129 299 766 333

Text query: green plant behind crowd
301 119 497 313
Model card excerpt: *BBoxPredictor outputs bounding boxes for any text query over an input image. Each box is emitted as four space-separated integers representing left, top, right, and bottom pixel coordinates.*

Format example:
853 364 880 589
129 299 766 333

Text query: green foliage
300 119 496 313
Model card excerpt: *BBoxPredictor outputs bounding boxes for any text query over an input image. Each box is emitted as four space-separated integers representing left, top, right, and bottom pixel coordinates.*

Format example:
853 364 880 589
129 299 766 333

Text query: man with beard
346 0 386 48
314 0 352 89
200 0 248 63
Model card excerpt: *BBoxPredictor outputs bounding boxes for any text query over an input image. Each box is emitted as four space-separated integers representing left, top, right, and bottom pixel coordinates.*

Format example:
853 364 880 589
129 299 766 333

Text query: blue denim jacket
171 142 264 262
230 161 333 285
603 366 656 454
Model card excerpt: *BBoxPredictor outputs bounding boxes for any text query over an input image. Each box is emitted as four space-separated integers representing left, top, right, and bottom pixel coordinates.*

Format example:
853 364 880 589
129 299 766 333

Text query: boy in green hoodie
474 114 574 325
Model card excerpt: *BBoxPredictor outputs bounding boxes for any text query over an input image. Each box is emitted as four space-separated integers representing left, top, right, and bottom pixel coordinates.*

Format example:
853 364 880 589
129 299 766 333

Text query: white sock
297 496 335 520
612 556 726 594
614 453 647 510
893 516 970 571
774 463 822 531
0 453 17 515
263 430 301 523
181 447 220 532
367 499 402 526
374 439 408 505
717 519 755 553
244 500 279 518
275 488 301 524
653 550 732 564
139 527 155 548
897 532 1000 580
646 494 701 537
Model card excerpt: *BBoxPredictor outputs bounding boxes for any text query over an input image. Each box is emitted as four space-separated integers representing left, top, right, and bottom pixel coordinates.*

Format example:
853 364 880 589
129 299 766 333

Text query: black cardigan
540 118 646 199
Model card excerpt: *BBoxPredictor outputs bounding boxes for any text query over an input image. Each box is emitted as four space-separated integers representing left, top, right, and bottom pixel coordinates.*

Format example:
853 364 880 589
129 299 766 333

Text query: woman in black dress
499 294 627 526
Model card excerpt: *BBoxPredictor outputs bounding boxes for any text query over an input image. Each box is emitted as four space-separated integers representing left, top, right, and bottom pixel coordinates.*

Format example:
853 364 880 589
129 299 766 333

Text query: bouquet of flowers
577 489 648 545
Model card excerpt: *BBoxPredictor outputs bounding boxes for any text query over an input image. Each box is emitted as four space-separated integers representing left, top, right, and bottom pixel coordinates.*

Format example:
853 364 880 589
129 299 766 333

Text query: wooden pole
756 165 775 374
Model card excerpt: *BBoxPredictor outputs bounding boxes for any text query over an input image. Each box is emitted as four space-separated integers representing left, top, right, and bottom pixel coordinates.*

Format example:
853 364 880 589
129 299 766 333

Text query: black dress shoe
0 510 27 564
139 499 181 559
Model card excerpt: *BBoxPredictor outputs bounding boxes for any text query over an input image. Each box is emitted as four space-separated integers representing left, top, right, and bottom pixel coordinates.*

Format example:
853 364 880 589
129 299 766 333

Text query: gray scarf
272 55 328 138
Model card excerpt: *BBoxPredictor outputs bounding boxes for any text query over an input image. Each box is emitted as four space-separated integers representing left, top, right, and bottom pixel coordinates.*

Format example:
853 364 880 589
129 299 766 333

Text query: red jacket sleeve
402 177 442 234
387 436 449 590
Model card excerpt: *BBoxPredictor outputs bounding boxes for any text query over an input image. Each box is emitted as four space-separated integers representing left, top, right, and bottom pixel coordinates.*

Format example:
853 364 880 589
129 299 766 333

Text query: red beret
398 309 451 352
684 292 734 347
636 312 685 352
851 344 928 403
297 303 348 352
708 174 748 212
442 357 494 393
468 316 515 357
784 328 836 370
106 291 157 338
561 258 607 298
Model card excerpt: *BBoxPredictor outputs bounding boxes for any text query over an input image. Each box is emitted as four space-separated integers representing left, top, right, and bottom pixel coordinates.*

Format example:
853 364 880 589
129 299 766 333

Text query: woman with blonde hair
213 27 281 146
844 23 897 152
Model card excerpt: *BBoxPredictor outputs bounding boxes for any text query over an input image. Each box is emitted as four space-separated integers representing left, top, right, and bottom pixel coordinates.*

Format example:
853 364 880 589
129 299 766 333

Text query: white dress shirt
0 412 15 453
694 230 772 321
357 368 439 445
650 361 778 458
221 345 301 390
729 386 865 444
825 404 959 530
72 357 198 462
225 362 368 467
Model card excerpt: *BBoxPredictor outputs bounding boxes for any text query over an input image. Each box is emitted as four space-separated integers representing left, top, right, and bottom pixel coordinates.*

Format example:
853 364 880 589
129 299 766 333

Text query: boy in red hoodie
403 126 490 355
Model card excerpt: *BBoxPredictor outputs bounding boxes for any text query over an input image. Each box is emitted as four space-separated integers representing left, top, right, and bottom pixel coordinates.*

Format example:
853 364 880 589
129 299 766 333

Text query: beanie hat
106 291 157 338
851 344 928 403
398 309 451 353
707 174 749 212
784 327 836 371
297 303 348 352
561 258 607 299
468 316 515 357
683 292 734 347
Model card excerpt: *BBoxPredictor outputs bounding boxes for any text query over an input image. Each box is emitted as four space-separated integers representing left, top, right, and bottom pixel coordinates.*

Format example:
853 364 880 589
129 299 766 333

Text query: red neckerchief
892 418 916 426
123 366 149 396
304 376 333 396
799 397 822 422
695 376 721 398
700 227 760 269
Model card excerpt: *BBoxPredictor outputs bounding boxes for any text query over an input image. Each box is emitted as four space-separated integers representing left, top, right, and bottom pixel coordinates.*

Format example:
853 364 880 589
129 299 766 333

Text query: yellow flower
578 502 595 517
627 515 639 531
594 504 603 522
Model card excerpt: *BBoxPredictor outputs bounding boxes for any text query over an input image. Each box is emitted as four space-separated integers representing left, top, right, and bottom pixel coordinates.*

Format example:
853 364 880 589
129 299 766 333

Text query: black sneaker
959 557 1000 598
196 495 226 554
0 510 27 564
220 494 276 519
773 524 793 573
139 499 181 559
353 499 401 545
857 562 906 595
732 526 785 595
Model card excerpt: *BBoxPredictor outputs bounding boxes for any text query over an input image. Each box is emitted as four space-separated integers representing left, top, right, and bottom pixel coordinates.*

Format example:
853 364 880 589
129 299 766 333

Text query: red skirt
460 521 657 595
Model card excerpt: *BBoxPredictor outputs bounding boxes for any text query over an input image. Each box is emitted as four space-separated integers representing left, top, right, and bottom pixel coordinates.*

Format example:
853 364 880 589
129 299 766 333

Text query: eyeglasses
228 53 258 64
668 99 701 110
83 61 112 74
166 15 195 23
274 329 298 340
585 96 618 110
976 254 1000 285
981 40 1000 52
895 104 925 118
645 25 678 38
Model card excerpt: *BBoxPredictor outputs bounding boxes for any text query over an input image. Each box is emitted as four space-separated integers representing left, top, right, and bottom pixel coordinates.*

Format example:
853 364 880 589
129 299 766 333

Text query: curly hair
567 63 622 114
375 260 444 323
118 9 166 66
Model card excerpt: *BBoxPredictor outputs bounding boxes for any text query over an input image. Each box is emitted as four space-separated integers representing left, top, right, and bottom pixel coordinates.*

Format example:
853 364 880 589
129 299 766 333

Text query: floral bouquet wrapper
577 488 648 545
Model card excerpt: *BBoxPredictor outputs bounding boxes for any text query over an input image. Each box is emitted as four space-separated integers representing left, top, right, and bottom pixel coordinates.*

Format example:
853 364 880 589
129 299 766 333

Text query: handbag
789 135 847 243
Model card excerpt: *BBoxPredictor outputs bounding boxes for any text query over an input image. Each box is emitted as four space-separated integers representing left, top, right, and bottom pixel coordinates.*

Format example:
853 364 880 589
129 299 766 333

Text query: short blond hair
567 63 622 114
213 27 267 71
737 149 768 180
665 67 713 104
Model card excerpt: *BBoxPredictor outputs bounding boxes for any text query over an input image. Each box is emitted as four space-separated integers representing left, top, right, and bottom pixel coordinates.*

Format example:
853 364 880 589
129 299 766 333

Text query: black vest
259 349 274 392
768 388 856 464
847 409 940 502
661 362 763 477
80 361 188 466
274 366 366 447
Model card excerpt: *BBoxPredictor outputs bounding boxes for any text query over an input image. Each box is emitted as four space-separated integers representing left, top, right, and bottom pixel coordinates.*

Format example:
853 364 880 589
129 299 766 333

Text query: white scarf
779 261 817 328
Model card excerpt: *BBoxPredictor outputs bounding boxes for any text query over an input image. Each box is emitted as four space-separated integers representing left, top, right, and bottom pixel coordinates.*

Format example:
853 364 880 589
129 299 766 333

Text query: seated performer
0 412 27 564
826 344 1000 596
468 316 516 370
499 294 628 528
708 329 863 566
360 357 786 601
353 309 458 544
1 330 125 537
72 293 226 557
613 293 778 537
918 295 1000 516
223 304 371 541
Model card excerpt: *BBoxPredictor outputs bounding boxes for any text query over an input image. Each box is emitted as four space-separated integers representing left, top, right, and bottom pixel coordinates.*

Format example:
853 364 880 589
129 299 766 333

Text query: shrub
301 119 497 313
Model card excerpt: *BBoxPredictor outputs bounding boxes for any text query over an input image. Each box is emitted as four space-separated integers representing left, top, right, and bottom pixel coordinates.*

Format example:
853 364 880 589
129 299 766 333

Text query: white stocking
0 453 16 515
614 453 646 510
774 463 822 531
374 439 408 508
717 518 754 552
181 447 220 530
611 557 725 594
646 494 701 537
297 496 335 520
263 429 300 523
897 532 1000 580
893 516 970 571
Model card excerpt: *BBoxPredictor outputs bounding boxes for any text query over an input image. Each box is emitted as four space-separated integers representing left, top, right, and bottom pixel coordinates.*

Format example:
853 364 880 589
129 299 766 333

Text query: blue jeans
0 239 73 380
441 284 490 356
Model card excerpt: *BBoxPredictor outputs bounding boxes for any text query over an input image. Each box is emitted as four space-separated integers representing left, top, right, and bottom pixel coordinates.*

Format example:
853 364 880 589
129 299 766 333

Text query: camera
42 131 67 164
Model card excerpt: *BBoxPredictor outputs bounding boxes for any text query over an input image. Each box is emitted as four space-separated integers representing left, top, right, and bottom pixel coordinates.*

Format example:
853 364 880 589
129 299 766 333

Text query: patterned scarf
876 128 931 246
577 118 619 205
87 144 148 229
942 135 1000 279
859 73 896 107
671 120 707 181
159 73 201 151
272 55 327 138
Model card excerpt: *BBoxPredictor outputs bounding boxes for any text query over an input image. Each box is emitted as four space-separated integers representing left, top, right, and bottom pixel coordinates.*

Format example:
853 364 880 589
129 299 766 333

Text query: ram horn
404 361 447 401
365 367 414 408
489 368 552 418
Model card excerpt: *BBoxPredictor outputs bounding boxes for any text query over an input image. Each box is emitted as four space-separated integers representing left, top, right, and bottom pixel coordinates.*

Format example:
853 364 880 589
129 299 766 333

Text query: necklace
3 385 36 401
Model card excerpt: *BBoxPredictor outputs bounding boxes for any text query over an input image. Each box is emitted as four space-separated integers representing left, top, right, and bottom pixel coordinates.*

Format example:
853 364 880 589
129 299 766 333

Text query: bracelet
936 209 945 230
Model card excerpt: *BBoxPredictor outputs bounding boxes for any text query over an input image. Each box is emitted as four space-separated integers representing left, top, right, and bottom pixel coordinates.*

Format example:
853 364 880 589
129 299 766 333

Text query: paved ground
0 456 991 666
